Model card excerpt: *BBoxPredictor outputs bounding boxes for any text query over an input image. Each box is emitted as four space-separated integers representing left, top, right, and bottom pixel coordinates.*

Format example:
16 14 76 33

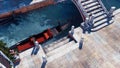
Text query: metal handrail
77 0 89 17
96 0 108 13
72 0 89 18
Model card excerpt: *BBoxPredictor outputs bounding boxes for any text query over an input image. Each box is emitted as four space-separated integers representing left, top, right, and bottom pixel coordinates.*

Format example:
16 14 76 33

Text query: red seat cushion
36 37 45 43
17 42 34 52
44 32 49 40
46 29 53 38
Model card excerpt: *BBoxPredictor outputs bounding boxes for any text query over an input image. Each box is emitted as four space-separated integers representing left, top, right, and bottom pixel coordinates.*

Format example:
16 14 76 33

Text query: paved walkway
16 45 46 68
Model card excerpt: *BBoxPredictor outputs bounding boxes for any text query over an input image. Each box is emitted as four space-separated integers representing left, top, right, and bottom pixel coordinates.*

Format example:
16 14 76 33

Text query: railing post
106 6 116 19
85 17 89 24
109 6 116 16
71 25 75 34
89 14 95 27
83 17 90 29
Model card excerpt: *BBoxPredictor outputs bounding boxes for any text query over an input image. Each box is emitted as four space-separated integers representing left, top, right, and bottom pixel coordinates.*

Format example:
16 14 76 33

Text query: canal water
0 0 32 13
0 0 82 47
0 0 120 47
101 0 120 10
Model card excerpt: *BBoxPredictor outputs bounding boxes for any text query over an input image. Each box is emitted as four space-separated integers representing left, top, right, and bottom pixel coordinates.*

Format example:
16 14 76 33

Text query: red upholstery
17 37 45 52
43 29 53 40
46 29 53 38
36 37 45 43
17 42 34 52
44 33 49 40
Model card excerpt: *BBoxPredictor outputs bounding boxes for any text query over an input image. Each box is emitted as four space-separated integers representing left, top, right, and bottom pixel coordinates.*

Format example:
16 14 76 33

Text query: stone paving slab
16 45 46 68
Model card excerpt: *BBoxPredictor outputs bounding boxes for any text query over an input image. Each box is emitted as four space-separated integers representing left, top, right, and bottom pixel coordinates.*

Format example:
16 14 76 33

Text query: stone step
95 19 113 27
82 0 97 6
91 22 109 31
47 41 77 62
94 18 108 27
94 14 107 23
44 38 70 53
46 41 76 57
84 2 99 9
88 11 105 18
81 0 87 3
94 11 105 18
44 37 67 48
88 8 104 15
86 5 101 13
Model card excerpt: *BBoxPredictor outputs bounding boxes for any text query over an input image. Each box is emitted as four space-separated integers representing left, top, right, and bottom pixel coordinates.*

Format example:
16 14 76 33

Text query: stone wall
0 0 55 19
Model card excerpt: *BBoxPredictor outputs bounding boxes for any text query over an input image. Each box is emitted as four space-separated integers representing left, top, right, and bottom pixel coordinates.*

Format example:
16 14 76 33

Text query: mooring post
79 37 84 49
71 25 75 35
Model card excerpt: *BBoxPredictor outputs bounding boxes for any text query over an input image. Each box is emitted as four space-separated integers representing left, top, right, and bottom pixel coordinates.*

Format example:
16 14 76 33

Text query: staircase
43 37 69 53
43 36 76 62
72 0 113 31
47 41 77 62
42 27 83 62
43 36 76 54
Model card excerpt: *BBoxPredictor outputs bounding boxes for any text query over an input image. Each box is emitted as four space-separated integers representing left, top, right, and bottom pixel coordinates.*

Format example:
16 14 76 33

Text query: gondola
10 23 70 52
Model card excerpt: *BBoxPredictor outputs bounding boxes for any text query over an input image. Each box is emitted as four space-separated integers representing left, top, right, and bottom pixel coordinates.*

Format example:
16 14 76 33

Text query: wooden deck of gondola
16 9 120 68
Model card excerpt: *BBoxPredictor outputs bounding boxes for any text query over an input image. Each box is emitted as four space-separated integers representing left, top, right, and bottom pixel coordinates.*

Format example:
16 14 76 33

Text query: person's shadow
67 32 77 43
